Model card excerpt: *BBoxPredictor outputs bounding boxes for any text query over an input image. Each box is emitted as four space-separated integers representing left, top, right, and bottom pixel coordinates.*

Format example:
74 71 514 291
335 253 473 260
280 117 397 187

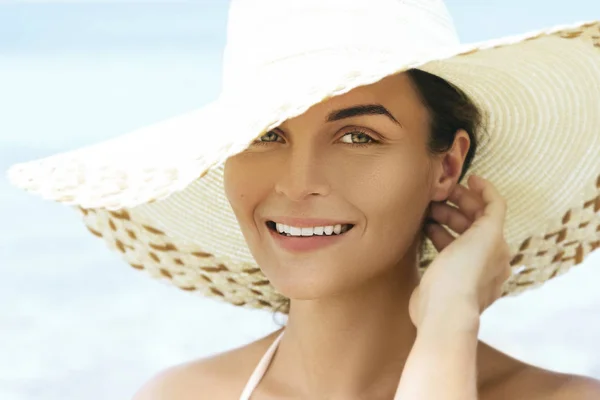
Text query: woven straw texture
6 20 600 312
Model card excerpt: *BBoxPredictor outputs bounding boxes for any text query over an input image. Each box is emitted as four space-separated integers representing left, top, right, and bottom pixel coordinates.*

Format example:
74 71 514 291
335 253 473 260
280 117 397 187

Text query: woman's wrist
399 301 480 400
417 300 481 336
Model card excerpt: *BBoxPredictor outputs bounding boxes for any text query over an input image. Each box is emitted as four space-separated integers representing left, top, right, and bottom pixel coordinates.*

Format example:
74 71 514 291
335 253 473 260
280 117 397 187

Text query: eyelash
252 129 379 148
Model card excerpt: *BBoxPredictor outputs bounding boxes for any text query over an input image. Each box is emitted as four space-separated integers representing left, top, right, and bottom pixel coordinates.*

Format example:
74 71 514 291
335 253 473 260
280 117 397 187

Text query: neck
271 260 421 399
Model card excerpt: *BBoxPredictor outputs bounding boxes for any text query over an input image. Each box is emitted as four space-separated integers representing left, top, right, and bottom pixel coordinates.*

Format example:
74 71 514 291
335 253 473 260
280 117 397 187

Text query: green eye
254 130 283 144
340 131 375 144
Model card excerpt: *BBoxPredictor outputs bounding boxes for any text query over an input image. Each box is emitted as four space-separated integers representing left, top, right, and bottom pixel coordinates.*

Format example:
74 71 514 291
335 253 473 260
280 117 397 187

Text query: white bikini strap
239 330 402 399
238 330 285 400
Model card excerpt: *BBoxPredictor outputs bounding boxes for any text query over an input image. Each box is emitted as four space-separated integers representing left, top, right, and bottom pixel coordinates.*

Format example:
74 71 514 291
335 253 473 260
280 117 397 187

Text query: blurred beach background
1 1 599 399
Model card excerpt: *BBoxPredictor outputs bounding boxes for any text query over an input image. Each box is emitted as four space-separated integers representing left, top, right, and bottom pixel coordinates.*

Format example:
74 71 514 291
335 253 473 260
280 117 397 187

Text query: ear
430 129 471 202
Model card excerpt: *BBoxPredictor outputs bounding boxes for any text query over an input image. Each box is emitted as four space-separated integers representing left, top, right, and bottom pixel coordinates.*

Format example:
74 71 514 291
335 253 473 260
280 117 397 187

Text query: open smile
265 221 356 252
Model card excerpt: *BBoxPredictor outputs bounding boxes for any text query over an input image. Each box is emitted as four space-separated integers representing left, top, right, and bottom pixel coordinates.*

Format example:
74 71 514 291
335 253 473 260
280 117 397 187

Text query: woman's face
224 72 446 299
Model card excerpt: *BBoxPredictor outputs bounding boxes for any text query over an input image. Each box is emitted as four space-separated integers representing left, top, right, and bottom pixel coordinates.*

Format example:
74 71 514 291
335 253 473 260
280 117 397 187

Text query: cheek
347 153 430 258
223 156 258 225
223 154 279 244
339 150 428 214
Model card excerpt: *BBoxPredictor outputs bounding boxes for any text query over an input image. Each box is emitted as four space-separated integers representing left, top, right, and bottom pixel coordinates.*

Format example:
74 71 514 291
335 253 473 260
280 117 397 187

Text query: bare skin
134 72 600 399
135 330 599 399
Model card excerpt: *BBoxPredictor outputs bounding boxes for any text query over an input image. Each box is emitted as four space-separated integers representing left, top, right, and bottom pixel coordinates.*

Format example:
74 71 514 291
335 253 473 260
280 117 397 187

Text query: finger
467 175 507 228
446 181 486 221
429 202 472 234
425 222 455 252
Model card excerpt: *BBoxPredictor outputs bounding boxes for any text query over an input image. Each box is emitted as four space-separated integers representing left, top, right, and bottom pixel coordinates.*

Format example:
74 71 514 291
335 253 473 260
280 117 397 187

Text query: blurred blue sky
0 2 226 55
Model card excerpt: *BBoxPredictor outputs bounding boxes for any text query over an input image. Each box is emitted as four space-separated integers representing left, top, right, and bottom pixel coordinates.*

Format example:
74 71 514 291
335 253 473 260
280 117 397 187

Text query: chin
257 254 367 301
262 265 334 300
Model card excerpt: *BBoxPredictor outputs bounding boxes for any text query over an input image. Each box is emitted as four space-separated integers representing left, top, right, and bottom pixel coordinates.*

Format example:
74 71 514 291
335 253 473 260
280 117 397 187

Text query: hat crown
221 0 460 92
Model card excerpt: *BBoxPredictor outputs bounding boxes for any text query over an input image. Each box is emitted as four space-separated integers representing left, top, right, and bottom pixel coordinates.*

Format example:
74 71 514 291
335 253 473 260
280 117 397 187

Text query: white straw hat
7 0 600 312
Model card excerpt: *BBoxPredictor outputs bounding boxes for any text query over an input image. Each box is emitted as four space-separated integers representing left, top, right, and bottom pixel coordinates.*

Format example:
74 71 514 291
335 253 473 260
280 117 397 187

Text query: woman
7 0 600 399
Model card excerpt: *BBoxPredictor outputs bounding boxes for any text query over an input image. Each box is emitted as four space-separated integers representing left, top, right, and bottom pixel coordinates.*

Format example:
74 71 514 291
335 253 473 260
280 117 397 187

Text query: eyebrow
326 104 402 126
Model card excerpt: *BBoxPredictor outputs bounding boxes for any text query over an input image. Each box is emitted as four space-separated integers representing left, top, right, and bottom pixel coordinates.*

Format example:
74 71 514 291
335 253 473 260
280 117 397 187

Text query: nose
274 145 331 201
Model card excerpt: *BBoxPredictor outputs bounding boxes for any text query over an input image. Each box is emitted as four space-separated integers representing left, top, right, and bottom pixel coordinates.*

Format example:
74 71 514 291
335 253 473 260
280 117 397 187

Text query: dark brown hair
273 69 484 318
407 68 482 182
406 68 484 264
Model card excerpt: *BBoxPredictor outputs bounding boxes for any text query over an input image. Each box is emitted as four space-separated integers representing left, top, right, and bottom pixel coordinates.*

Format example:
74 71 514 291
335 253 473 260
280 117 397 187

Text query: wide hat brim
7 21 600 312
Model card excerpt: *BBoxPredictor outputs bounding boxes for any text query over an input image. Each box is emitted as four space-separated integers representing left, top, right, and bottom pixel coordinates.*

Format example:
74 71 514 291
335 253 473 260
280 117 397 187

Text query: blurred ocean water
2 2 600 399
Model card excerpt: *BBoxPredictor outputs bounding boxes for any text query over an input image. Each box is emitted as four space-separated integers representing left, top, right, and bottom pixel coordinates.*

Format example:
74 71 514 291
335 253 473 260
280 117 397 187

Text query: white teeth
272 222 351 237
301 227 313 236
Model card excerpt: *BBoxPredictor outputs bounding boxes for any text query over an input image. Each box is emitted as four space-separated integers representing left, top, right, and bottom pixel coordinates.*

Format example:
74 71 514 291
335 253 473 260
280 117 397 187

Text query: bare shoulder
482 362 600 400
132 329 283 400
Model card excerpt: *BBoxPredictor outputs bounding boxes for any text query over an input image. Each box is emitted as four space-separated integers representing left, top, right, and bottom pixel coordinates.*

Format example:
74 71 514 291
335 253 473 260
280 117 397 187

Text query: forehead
285 72 427 126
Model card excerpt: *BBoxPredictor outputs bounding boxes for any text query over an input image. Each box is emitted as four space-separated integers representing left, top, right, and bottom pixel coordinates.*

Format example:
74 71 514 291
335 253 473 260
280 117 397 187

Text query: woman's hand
400 175 511 399
409 174 512 330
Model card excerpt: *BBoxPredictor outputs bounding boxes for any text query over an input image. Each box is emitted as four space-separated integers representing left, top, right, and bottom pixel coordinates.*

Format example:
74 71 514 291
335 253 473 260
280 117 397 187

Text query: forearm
396 305 481 400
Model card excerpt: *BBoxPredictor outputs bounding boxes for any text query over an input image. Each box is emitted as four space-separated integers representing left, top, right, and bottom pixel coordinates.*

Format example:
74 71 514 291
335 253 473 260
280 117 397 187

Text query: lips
265 220 355 252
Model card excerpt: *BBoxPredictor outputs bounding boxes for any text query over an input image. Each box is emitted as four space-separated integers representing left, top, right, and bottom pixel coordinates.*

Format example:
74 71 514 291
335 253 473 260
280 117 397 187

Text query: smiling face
224 72 458 300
